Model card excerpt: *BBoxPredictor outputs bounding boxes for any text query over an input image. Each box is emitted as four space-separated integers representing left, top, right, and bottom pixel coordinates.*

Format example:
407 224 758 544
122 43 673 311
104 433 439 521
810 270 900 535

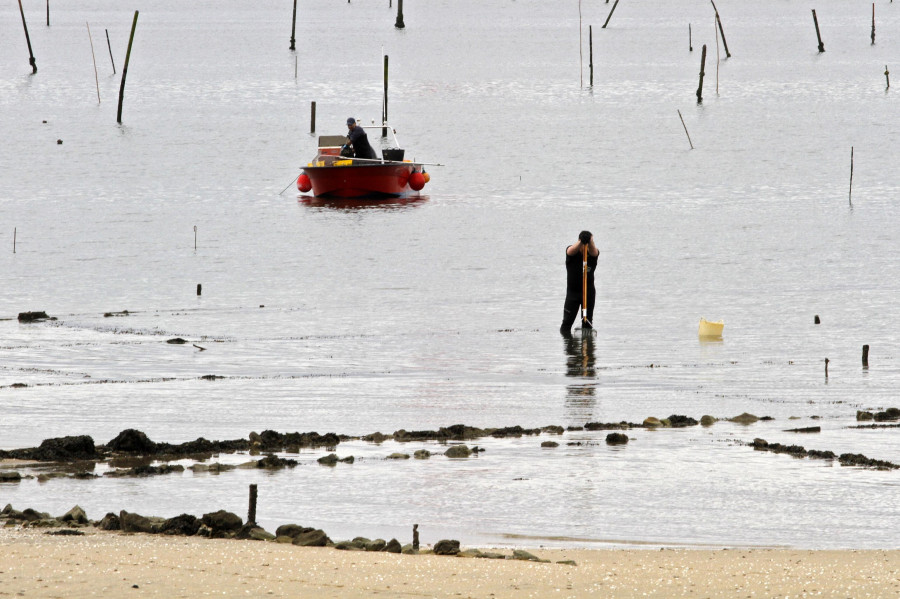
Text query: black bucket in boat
382 148 405 161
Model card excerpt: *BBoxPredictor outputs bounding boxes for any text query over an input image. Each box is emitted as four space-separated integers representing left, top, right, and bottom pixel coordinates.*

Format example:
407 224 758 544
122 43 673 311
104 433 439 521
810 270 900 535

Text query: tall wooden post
812 9 825 53
290 0 297 50
17 0 37 73
117 11 139 123
105 29 116 74
248 484 258 525
871 3 875 45
696 45 707 103
862 345 870 369
848 146 854 205
310 101 316 133
394 0 404 28
885 65 890 89
46 0 49 26
689 23 693 51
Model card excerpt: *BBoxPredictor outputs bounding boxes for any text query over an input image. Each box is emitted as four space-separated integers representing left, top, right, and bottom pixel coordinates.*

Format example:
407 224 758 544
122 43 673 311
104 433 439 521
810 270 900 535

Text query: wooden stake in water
394 0 404 29
602 0 619 29
848 146 854 205
710 0 730 58
290 0 297 51
13 228 16 254
105 29 116 74
885 65 890 89
193 225 197 250
295 55 297 79
812 9 825 53
696 44 707 103
248 484 258 525
310 101 316 133
17 0 37 74
871 3 875 45
862 345 870 369
677 110 694 149
689 23 693 52
46 0 49 26
825 357 829 379
117 11 139 124
87 22 100 104
589 25 593 87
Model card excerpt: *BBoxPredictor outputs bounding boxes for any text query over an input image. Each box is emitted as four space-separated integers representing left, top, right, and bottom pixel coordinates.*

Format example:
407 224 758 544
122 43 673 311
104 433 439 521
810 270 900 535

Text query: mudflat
1 528 898 598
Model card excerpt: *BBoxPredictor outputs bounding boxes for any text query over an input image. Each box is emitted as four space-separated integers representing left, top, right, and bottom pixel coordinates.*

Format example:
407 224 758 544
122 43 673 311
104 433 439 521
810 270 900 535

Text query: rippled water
3 0 900 548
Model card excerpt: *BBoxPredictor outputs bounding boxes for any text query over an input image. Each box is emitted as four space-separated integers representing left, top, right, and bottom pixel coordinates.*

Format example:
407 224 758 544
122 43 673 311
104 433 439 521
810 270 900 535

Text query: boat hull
303 163 419 198
698 318 724 337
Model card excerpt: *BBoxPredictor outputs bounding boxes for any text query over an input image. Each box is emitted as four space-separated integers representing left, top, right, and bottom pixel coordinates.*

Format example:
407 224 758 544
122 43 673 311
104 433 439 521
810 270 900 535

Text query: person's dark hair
578 230 592 245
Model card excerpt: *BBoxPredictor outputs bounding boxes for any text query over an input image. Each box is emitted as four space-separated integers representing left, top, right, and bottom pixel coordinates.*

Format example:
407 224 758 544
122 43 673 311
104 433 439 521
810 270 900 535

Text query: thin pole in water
871 3 875 45
696 44 707 104
812 9 825 53
46 0 49 26
715 16 720 94
193 225 197 251
310 101 316 133
677 110 693 149
885 65 890 89
248 484 257 525
863 345 870 369
848 146 854 205
105 29 116 74
87 22 100 104
295 55 297 79
689 23 692 52
589 25 593 87
117 11 139 124
602 0 619 29
18 0 37 74
13 228 16 254
290 0 297 51
395 0 404 29
710 0 730 58
383 55 388 136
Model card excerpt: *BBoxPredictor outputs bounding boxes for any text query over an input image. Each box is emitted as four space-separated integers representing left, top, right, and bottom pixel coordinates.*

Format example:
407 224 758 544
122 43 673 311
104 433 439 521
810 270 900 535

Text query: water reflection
563 331 597 420
298 194 428 212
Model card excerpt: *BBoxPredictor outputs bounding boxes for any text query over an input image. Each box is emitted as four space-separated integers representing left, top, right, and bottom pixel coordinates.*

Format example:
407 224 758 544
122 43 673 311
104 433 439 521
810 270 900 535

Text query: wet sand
1 528 898 598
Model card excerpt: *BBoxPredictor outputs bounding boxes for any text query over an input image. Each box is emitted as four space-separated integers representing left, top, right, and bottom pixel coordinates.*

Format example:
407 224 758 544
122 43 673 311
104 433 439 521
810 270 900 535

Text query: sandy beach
1 528 898 598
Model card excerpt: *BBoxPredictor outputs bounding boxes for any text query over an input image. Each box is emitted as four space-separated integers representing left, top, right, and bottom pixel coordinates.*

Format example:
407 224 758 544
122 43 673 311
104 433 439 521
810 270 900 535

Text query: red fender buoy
408 171 426 191
297 173 312 193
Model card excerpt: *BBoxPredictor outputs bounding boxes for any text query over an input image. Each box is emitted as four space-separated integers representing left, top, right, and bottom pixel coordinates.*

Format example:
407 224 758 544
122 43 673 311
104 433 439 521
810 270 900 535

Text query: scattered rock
97 513 120 531
700 415 717 426
874 408 900 422
729 413 759 425
444 445 472 458
541 441 559 448
857 411 874 421
317 454 339 466
542 425 565 435
364 432 388 443
46 529 84 536
365 539 386 551
201 510 242 533
512 549 547 562
256 454 298 469
18 311 49 322
784 426 821 434
606 433 628 445
60 506 88 525
557 559 578 566
292 529 330 547
119 511 158 534
666 415 698 427
0 472 22 483
384 538 401 553
166 338 188 344
433 539 460 555
107 429 157 453
643 417 663 427
160 514 201 536
413 450 431 459
386 453 410 460
585 421 631 430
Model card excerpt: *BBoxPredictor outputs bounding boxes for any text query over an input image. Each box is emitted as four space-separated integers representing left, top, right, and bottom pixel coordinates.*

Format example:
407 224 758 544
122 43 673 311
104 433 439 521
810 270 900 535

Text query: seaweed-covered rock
317 453 339 466
292 529 330 547
119 511 158 534
107 429 157 454
386 453 410 460
666 415 698 427
97 512 120 531
643 417 663 427
413 450 431 459
700 415 717 426
11 435 98 462
729 413 760 425
606 433 628 445
541 441 559 448
857 411 874 421
0 471 22 483
201 510 242 533
433 539 460 555
18 311 49 322
874 408 900 422
160 514 201 536
384 538 402 553
256 454 298 469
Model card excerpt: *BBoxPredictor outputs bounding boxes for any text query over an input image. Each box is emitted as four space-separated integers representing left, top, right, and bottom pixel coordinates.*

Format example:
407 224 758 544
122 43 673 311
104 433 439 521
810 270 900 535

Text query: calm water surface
2 0 900 548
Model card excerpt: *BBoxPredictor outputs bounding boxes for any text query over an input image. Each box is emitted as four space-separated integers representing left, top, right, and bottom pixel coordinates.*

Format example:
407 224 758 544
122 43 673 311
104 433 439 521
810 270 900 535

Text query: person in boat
344 118 377 160
560 230 599 335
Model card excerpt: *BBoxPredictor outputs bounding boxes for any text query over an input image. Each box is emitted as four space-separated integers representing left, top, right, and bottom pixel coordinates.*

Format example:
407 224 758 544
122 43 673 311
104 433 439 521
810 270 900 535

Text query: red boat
296 125 433 198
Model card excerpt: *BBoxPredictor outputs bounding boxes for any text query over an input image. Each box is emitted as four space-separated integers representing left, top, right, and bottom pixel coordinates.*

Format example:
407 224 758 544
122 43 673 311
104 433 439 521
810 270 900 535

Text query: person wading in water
560 230 598 335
